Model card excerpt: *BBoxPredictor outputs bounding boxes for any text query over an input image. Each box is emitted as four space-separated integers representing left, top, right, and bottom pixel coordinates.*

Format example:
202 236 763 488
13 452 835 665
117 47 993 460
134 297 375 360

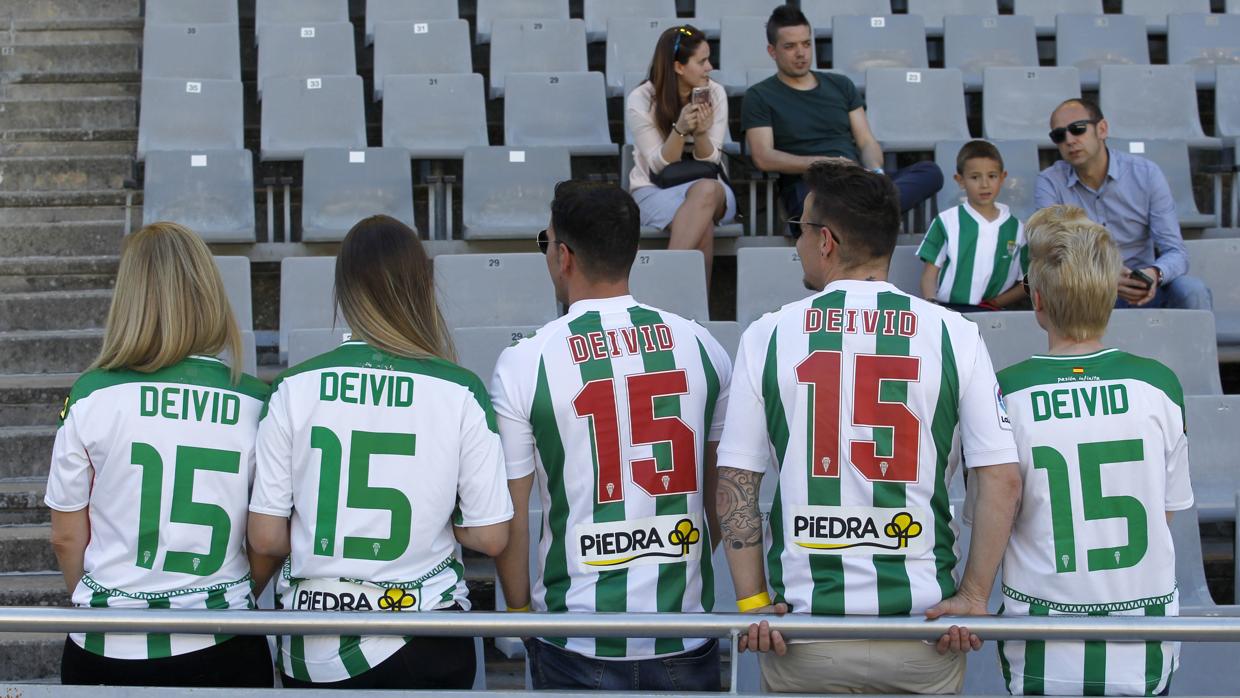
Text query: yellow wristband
736 592 771 613
506 603 531 612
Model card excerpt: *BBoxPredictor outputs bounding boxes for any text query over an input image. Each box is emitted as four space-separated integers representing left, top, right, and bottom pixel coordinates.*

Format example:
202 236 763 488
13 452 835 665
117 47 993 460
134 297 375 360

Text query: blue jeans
1114 274 1213 310
780 161 944 220
526 638 721 691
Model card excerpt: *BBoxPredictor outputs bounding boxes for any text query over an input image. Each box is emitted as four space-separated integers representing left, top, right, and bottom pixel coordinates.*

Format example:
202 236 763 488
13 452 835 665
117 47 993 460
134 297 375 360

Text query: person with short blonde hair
1024 204 1087 236
1027 218 1123 342
47 222 274 687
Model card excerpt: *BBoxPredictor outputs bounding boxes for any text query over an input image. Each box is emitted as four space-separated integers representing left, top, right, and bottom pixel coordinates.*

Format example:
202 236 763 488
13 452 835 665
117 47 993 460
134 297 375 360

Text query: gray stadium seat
381 73 488 159
981 67 1080 142
145 0 238 25
583 0 676 43
301 147 416 242
800 0 890 39
1167 13 1240 88
434 254 559 329
451 326 539 381
715 15 797 97
217 330 257 376
288 327 353 367
943 15 1038 91
488 18 587 99
629 250 710 321
736 246 812 327
1220 65 1240 141
256 22 355 99
701 320 741 358
1055 13 1149 91
1120 0 1210 34
260 75 367 161
828 15 927 91
504 72 616 156
691 0 784 38
474 0 570 44
372 19 471 100
1109 139 1217 229
254 0 348 44
142 149 254 243
904 0 997 37
1100 66 1219 149
1231 0 1240 12
605 17 681 97
887 250 924 296
618 144 744 237
214 256 253 331
865 68 970 152
1185 237 1240 348
364 0 457 45
142 23 241 81
461 146 571 240
1012 0 1102 36
933 139 1040 221
970 310 1222 394
279 256 339 360
1185 395 1240 523
1168 506 1240 693
137 78 243 160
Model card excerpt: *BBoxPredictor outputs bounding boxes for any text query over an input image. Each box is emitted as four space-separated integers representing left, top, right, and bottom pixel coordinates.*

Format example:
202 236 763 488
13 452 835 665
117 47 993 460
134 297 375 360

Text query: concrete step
0 330 101 375
0 139 136 157
0 289 113 331
0 190 130 209
1 81 140 101
0 256 118 293
0 426 55 479
0 374 76 428
0 481 50 525
7 27 143 46
0 0 141 22
0 155 132 193
0 97 136 131
0 525 58 573
0 221 124 257
0 43 139 82
0 573 68 607
0 633 61 682
0 205 125 224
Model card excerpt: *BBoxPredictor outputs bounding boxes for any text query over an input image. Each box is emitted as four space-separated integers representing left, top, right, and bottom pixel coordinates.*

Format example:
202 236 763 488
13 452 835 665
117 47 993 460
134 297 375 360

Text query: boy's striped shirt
917 202 1026 305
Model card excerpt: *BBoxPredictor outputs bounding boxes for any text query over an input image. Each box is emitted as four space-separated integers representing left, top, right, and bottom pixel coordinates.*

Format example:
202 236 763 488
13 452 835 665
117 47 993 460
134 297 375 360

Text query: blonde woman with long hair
46 222 273 687
248 215 512 690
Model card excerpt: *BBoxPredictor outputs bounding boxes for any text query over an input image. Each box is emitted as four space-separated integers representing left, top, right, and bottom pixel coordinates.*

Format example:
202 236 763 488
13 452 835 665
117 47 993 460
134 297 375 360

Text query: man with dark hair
491 181 735 691
716 162 1022 693
743 4 943 222
1035 98 1212 310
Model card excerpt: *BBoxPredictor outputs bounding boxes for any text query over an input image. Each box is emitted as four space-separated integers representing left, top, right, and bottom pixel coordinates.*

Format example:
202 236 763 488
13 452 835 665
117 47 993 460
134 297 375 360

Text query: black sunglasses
537 229 570 255
1049 119 1098 145
785 216 841 244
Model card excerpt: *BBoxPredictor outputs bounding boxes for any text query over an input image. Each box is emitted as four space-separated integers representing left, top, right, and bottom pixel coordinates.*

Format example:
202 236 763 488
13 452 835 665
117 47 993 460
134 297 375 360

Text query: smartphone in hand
691 86 711 105
1128 268 1155 290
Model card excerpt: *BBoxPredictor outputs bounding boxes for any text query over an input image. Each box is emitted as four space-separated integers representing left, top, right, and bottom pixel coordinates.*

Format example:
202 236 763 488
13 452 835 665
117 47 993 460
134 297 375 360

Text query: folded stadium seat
1186 238 1240 354
981 67 1080 142
254 0 348 46
1119 0 1211 35
450 326 540 381
1185 395 1240 523
736 247 812 327
287 327 353 367
145 0 239 25
583 0 676 43
618 145 745 237
689 0 783 39
886 250 924 296
1100 66 1221 149
381 73 488 158
213 256 254 331
1167 506 1240 693
142 149 255 243
700 320 741 359
1231 0 1240 12
1054 13 1149 91
487 18 587 99
829 15 927 92
278 256 340 361
1108 139 1218 230
943 15 1038 91
259 75 367 161
715 15 804 97
503 72 616 156
433 254 559 329
137 78 243 161
141 22 241 81
932 139 1040 221
1219 66 1240 230
372 18 471 100
216 330 258 375
904 0 997 38
474 0 569 45
1011 0 1101 37
300 147 416 242
628 250 711 320
1167 13 1240 89
800 0 891 40
255 21 356 100
364 0 457 46
864 68 971 152
460 146 571 240
604 17 682 97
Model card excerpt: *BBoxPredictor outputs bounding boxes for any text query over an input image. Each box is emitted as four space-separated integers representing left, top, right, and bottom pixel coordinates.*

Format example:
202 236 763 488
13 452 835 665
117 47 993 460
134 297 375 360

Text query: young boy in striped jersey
918 140 1028 313
491 182 732 690
996 214 1193 695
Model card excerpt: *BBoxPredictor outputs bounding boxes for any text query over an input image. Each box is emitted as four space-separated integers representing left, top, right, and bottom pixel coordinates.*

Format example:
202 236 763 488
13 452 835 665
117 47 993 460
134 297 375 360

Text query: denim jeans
1114 274 1213 311
526 638 721 691
780 161 945 220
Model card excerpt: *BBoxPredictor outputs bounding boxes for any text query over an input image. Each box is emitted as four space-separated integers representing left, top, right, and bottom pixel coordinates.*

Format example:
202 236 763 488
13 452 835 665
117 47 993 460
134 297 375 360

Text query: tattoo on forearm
717 467 763 550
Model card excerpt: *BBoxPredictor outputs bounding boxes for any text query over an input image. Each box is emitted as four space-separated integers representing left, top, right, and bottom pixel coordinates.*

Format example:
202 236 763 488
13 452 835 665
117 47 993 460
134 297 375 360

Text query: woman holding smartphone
625 24 735 286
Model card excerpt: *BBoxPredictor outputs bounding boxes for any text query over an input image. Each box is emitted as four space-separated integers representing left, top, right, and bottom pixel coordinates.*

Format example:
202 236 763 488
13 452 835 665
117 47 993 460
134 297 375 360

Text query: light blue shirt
1034 146 1187 283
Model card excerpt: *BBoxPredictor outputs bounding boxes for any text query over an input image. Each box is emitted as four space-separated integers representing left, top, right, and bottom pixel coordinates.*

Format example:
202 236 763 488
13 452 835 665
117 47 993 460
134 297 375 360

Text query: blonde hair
334 216 455 362
93 222 243 382
1026 204 1088 236
1026 217 1122 342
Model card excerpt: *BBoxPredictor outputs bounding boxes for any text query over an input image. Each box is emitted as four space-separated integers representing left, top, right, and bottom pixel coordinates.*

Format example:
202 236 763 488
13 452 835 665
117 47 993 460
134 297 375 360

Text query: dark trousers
526 637 722 692
781 161 944 220
61 634 274 687
280 635 475 690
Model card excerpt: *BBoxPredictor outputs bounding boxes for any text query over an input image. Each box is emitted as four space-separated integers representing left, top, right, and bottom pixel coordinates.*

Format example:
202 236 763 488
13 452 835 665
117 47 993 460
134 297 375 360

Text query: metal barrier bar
3 608 1240 642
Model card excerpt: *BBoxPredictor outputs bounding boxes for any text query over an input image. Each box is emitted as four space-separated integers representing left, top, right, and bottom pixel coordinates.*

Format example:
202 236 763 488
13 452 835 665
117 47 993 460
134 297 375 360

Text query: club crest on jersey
575 514 703 572
790 506 931 556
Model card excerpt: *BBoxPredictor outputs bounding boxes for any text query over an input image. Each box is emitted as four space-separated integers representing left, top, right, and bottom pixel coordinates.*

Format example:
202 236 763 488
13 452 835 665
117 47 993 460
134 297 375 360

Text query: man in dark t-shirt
743 5 943 224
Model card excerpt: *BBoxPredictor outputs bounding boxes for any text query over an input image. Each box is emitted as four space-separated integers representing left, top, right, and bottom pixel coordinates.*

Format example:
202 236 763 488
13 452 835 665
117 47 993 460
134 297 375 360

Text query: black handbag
651 158 727 189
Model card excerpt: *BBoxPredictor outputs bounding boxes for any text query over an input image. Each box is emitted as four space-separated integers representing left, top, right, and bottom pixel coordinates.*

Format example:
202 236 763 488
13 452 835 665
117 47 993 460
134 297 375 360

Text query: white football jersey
251 341 513 683
997 348 1193 695
45 356 268 659
718 280 1018 617
491 295 732 659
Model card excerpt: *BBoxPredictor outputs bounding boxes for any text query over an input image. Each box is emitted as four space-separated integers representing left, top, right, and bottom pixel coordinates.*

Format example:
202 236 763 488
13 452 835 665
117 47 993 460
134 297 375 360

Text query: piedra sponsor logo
790 506 930 556
293 584 417 612
575 514 703 572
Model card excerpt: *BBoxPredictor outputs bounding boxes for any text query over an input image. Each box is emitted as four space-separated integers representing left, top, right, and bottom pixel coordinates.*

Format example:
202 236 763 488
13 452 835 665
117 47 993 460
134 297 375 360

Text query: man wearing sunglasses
1034 98 1212 311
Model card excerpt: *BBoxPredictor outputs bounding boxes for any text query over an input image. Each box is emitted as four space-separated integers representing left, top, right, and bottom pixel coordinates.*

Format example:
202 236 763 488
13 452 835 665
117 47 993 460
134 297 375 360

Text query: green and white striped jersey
490 295 732 659
718 280 1019 617
916 202 1027 306
45 356 268 660
996 348 1193 696
251 341 513 683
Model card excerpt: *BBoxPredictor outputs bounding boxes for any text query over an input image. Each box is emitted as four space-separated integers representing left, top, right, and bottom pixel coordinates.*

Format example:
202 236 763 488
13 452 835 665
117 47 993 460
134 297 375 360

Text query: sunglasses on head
1049 119 1098 145
671 26 694 59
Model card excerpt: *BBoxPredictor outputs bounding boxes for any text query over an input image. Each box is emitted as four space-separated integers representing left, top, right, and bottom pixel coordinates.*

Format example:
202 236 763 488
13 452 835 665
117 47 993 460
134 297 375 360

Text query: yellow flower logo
668 518 701 556
377 588 416 612
883 512 923 550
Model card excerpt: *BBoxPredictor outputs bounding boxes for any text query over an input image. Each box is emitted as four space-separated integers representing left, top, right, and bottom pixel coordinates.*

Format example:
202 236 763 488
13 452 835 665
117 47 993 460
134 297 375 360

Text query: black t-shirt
741 71 864 164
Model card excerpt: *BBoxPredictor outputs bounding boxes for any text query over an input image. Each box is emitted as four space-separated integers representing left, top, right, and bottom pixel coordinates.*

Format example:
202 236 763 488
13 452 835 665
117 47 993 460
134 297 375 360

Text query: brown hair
955 140 1004 174
646 24 707 140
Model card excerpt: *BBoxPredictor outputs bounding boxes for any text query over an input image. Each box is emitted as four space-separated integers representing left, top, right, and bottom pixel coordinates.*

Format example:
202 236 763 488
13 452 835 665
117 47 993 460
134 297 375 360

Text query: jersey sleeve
699 330 733 442
249 384 295 517
44 405 91 512
740 83 772 132
917 215 949 266
716 323 773 473
490 344 537 480
1164 383 1194 512
454 390 515 527
957 328 1020 469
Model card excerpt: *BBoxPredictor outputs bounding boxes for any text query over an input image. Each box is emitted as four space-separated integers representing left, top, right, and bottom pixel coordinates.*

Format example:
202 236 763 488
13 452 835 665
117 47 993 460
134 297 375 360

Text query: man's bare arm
746 127 848 175
848 107 885 171
718 466 766 597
